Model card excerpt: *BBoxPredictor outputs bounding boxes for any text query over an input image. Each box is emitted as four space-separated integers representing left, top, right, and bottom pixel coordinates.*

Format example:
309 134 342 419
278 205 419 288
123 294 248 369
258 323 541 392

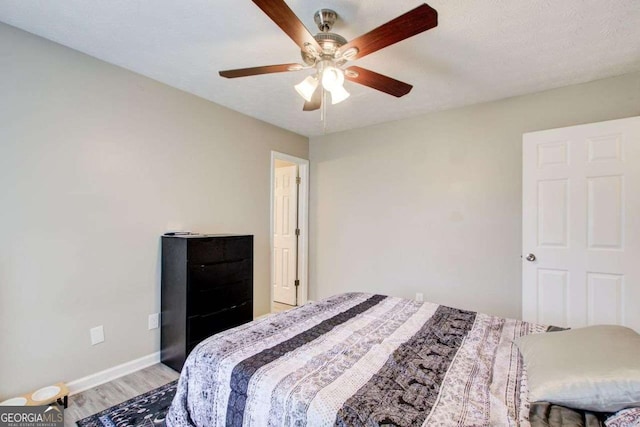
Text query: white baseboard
67 352 161 395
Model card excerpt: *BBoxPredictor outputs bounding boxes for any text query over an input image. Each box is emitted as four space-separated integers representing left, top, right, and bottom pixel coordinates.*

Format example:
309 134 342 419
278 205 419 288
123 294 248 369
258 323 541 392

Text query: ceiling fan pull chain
322 89 327 134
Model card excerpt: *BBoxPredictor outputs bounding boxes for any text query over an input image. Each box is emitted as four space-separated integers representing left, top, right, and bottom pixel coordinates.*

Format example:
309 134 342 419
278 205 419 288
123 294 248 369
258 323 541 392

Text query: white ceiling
1 1 639 137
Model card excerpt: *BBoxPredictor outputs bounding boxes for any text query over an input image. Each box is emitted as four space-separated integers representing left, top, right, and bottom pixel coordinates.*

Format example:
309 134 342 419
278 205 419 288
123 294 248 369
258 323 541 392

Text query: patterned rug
76 380 178 427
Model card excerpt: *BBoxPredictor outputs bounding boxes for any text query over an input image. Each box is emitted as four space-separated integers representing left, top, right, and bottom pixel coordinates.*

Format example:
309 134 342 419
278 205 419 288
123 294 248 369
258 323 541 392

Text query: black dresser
161 234 253 371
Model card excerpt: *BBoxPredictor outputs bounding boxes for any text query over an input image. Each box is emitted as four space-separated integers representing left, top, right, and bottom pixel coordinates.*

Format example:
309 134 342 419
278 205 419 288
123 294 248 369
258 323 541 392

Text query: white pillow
514 325 640 412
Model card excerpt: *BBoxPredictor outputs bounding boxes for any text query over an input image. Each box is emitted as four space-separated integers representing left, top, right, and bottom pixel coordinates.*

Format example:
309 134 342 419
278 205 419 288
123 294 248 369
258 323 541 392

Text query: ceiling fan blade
339 4 437 61
345 66 413 97
252 0 323 53
303 87 322 111
219 63 304 78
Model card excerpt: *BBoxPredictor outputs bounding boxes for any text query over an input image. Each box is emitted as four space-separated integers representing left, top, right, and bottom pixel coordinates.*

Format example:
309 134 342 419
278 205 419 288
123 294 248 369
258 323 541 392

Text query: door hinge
296 176 301 184
294 279 300 287
295 228 300 236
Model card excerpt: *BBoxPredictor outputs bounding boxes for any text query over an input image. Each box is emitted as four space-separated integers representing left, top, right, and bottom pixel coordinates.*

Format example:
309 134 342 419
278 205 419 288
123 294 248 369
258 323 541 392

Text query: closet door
273 165 298 306
522 116 640 331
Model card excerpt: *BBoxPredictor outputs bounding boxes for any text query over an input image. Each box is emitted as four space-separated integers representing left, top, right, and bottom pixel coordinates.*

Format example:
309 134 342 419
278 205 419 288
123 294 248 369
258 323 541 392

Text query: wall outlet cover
415 293 424 302
90 325 104 345
148 313 159 330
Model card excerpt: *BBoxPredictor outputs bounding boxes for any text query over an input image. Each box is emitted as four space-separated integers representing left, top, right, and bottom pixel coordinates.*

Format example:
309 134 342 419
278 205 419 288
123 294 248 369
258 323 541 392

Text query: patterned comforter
166 293 548 427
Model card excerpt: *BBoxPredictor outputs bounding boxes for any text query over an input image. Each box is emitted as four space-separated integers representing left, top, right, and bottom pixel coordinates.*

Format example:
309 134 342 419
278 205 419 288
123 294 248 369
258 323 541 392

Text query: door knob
525 253 536 262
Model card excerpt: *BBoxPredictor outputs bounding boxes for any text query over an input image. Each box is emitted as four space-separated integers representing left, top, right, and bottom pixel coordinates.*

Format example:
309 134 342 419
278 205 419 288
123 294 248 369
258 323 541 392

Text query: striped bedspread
166 293 547 427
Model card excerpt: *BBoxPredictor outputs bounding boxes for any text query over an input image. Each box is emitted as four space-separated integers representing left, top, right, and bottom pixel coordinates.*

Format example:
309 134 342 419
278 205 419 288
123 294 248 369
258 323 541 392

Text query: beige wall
310 72 640 319
0 23 308 399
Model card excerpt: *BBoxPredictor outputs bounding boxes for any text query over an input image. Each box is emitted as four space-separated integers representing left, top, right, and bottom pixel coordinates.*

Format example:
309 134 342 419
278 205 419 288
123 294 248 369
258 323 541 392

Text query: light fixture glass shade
329 85 350 104
321 66 345 91
294 75 318 102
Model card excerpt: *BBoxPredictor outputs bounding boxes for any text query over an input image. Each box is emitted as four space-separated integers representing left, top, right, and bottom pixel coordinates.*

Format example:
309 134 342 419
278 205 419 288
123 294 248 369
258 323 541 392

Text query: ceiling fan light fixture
295 75 319 102
329 85 350 105
321 66 344 92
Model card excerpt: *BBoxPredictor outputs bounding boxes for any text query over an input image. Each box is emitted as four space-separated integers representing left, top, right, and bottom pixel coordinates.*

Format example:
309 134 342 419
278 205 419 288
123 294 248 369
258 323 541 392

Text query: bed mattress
166 292 549 426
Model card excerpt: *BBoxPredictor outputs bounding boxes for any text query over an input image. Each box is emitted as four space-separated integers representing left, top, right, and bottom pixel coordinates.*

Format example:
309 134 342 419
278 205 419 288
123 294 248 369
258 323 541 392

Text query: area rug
76 380 178 427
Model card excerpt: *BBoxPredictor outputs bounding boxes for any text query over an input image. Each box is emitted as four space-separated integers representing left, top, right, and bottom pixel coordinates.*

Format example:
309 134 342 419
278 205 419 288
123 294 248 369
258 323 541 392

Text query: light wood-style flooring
272 301 296 313
64 363 179 427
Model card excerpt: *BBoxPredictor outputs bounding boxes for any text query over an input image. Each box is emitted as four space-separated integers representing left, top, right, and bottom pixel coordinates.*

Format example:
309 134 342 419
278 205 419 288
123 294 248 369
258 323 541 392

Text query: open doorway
270 152 309 314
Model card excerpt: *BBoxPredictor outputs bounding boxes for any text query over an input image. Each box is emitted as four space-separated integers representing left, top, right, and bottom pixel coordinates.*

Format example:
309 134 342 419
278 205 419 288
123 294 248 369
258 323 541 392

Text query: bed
165 292 563 426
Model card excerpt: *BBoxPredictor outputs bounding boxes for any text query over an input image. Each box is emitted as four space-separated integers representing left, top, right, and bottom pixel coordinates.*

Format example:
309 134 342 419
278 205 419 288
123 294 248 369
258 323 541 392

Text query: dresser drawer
189 259 251 291
187 239 224 264
188 237 252 264
189 280 252 315
187 300 253 347
224 237 252 261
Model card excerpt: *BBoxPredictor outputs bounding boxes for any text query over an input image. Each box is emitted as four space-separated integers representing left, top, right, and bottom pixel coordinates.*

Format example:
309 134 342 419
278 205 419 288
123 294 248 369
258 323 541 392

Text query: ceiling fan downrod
314 9 337 32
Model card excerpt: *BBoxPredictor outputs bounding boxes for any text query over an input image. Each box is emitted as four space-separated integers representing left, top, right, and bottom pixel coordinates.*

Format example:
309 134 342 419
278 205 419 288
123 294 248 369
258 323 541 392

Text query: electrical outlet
90 325 104 345
415 293 424 302
148 313 159 330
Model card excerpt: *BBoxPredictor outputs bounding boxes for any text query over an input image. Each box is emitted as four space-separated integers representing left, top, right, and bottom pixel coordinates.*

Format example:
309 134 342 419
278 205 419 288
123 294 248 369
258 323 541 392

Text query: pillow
514 325 640 412
605 407 640 427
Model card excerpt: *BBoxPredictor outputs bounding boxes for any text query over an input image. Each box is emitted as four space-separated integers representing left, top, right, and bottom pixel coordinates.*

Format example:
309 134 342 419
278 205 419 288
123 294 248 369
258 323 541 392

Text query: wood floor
64 363 179 426
272 301 296 313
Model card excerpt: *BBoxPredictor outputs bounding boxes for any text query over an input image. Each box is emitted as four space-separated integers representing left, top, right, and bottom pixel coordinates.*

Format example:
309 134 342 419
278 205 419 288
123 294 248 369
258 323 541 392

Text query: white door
273 165 298 305
523 117 640 331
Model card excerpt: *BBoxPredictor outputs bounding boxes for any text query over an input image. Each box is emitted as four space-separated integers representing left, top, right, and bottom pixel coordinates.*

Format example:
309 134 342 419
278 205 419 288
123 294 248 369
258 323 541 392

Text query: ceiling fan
219 0 438 111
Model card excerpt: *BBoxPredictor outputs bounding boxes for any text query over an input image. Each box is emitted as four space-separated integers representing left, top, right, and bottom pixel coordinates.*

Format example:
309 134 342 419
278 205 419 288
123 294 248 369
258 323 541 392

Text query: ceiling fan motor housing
301 32 347 65
300 9 347 65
